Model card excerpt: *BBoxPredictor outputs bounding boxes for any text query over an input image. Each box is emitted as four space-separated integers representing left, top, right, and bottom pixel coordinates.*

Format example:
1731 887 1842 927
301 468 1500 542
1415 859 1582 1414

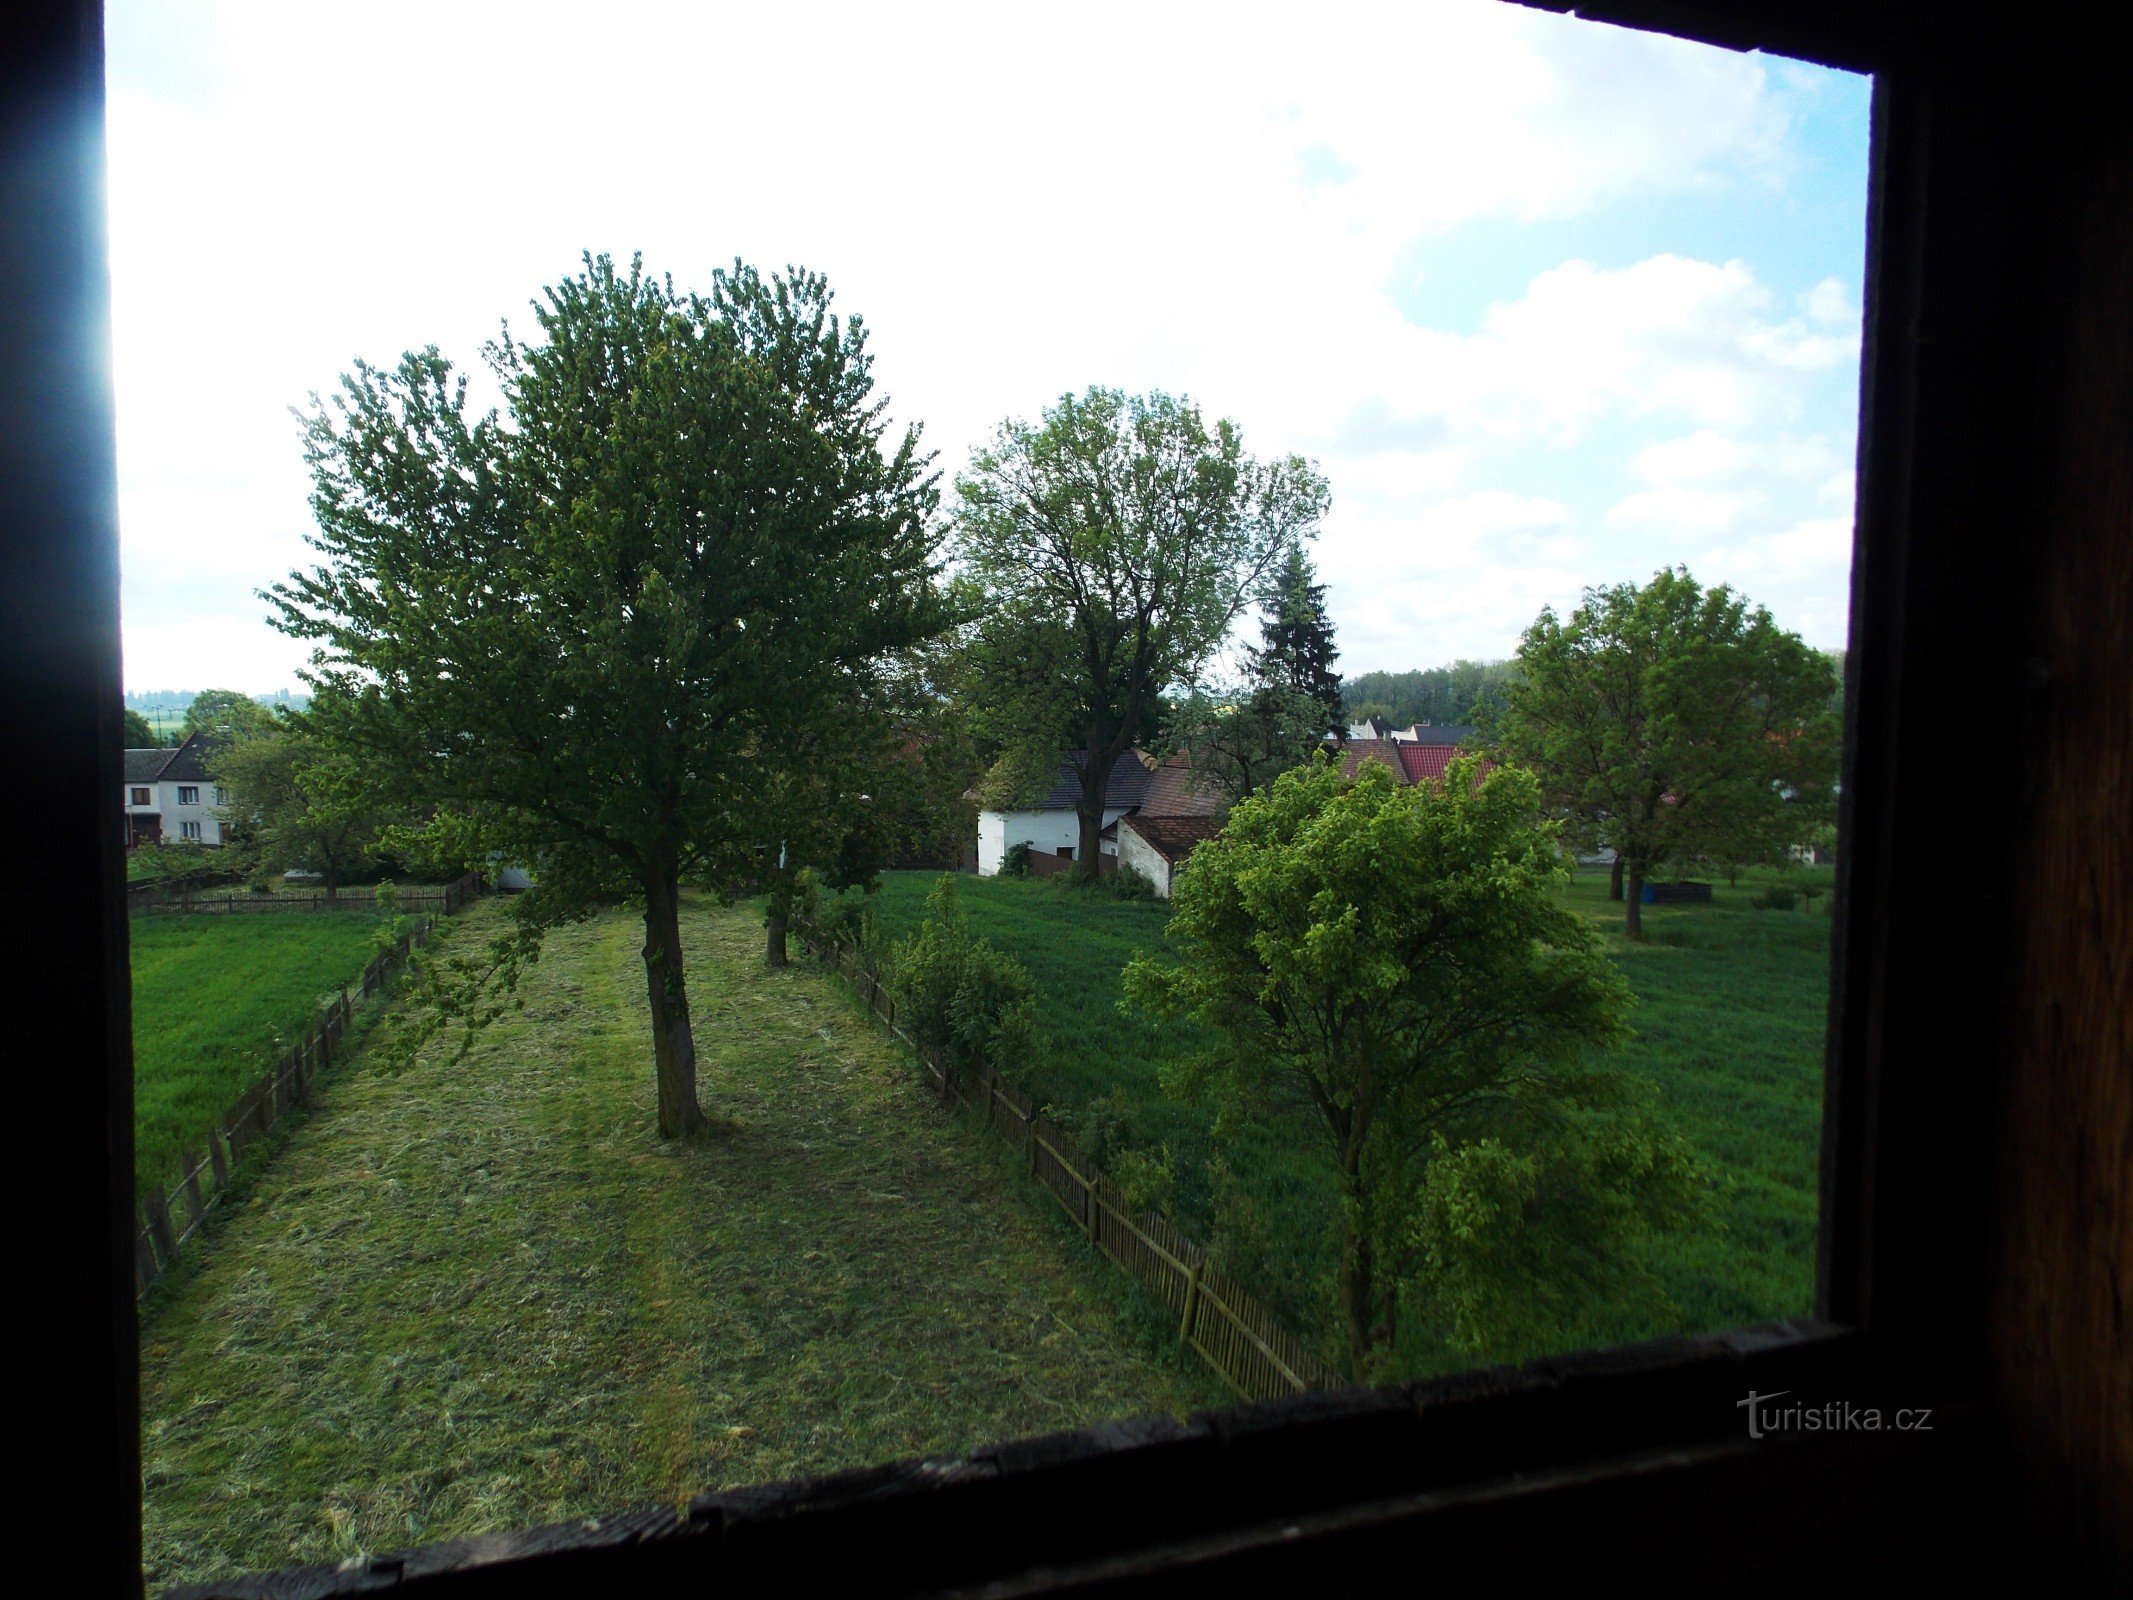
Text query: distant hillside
1343 662 1517 730
123 689 308 743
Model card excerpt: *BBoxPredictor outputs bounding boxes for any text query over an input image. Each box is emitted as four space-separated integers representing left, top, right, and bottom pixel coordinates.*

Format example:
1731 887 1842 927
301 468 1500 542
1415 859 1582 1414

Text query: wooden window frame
7 2 2124 1594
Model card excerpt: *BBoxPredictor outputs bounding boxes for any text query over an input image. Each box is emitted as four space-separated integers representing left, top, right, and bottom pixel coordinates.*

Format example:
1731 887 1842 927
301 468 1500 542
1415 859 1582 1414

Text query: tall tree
122 707 155 747
1125 756 1704 1378
953 387 1328 866
1498 567 1840 937
271 253 944 1137
1247 540 1344 740
182 688 276 739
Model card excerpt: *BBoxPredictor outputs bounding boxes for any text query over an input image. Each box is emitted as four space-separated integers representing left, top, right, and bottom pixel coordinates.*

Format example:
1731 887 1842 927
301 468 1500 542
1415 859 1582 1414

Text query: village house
122 730 228 848
975 747 1225 883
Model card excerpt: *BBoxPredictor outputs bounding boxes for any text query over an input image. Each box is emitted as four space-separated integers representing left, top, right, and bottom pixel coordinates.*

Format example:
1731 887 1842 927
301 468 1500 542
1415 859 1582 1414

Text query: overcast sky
105 0 1869 696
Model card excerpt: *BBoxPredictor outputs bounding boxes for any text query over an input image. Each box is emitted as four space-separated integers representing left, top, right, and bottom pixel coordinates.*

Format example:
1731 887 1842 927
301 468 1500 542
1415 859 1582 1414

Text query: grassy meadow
833 862 1835 1373
138 898 1221 1591
130 910 393 1192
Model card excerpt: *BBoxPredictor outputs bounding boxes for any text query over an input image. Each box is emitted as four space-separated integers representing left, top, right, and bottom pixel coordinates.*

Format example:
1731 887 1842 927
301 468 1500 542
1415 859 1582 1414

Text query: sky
105 0 1870 696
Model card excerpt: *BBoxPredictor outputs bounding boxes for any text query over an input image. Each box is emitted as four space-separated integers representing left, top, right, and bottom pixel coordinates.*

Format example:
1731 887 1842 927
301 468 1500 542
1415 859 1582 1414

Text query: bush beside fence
820 938 1334 1401
132 905 463 1298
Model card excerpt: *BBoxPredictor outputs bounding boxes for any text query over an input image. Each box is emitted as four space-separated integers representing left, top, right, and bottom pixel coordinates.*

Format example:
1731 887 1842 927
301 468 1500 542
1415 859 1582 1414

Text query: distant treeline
1342 661 1519 729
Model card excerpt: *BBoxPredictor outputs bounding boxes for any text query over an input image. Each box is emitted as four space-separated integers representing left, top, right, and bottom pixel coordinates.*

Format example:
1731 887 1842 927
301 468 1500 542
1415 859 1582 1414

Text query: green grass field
833 862 1835 1372
130 911 392 1191
138 898 1221 1591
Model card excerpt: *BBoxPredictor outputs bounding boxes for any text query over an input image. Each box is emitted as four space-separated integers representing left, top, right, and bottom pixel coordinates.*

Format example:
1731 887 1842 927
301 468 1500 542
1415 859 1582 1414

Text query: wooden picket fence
138 871 484 917
821 939 1335 1402
132 910 453 1298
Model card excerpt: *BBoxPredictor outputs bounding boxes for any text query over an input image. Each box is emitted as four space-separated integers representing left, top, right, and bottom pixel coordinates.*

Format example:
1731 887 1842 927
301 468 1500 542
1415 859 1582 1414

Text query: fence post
144 1190 178 1267
1026 1112 1037 1174
180 1150 206 1225
1084 1170 1101 1246
1179 1258 1204 1346
206 1128 229 1190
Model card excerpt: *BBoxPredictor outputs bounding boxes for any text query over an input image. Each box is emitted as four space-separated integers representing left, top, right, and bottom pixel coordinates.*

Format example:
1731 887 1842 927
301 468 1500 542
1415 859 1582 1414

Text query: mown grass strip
139 897 1221 1593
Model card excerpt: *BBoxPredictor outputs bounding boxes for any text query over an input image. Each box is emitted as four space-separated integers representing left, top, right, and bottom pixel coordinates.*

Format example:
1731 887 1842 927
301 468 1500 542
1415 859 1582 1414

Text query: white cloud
104 0 1859 689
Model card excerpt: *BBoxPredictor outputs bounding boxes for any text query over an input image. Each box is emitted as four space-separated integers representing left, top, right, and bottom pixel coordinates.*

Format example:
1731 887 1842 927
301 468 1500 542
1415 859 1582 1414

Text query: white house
975 753 1155 874
976 747 1227 881
122 731 229 848
1117 813 1225 898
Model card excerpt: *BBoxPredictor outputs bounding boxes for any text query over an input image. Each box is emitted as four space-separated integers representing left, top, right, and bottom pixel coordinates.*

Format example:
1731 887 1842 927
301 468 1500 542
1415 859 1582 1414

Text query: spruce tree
1248 542 1344 739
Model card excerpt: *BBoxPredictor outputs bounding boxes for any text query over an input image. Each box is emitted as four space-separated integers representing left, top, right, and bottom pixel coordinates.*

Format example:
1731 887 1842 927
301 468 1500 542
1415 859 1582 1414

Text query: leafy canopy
952 387 1327 855
270 252 946 1133
1125 756 1706 1376
1498 566 1839 933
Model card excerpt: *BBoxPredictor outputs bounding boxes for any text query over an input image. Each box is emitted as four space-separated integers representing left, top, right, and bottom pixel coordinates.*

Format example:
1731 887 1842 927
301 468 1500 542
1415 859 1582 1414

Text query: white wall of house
126 779 228 844
167 780 228 844
977 807 1131 875
1116 823 1174 897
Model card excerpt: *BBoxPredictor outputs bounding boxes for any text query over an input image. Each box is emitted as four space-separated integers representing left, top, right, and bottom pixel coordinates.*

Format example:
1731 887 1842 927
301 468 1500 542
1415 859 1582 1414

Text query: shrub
817 892 880 961
1001 841 1032 877
888 875 1039 1076
1751 885 1798 911
786 866 824 947
1109 864 1159 902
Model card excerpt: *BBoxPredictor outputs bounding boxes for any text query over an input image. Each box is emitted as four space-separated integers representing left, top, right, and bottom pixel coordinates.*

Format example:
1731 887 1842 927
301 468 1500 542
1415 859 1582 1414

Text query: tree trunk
324 862 339 906
1608 853 1625 901
764 861 792 968
641 877 707 1138
1076 750 1113 874
1624 858 1646 939
1338 1199 1378 1381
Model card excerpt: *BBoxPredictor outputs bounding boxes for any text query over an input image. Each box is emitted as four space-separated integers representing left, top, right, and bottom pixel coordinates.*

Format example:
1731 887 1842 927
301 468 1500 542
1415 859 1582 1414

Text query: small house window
177 786 199 805
130 786 150 806
212 786 227 806
179 820 202 842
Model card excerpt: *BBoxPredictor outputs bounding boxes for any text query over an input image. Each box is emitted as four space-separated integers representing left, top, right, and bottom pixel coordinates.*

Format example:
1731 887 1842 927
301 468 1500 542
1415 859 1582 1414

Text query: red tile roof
1340 739 1496 786
1395 743 1494 784
1140 749 1225 818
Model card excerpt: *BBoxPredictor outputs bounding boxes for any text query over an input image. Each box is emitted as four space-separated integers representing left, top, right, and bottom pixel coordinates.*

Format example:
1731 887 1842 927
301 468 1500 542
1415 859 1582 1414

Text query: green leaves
268 253 950 1129
951 386 1329 818
1499 566 1840 928
1122 752 1708 1376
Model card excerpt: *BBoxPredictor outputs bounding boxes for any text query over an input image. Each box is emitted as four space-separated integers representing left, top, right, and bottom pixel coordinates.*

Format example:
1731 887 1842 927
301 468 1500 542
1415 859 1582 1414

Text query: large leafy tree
271 254 944 1137
1125 756 1705 1379
182 688 276 739
122 707 156 747
209 711 393 902
953 388 1328 866
1498 568 1840 937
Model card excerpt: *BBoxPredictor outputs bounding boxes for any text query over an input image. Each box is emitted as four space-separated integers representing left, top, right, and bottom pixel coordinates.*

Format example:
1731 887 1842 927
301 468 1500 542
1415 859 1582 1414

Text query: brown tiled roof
1338 739 1405 781
1139 749 1224 818
124 748 173 782
1121 813 1224 864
